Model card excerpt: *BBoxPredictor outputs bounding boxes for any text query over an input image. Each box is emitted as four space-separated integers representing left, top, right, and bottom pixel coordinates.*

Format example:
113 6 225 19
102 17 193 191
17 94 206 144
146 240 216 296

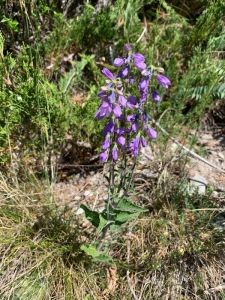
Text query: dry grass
0 171 225 300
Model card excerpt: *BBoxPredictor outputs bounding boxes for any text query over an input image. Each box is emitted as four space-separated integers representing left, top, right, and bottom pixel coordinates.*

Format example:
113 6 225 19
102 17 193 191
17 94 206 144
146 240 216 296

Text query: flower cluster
95 44 171 163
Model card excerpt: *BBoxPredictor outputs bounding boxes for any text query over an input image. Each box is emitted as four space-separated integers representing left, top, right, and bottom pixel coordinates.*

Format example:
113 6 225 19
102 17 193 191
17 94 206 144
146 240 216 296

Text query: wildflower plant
80 44 171 264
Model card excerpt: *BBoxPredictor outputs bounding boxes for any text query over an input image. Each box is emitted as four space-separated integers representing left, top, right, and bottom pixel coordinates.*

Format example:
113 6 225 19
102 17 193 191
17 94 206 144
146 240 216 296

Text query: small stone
74 195 81 201
218 152 224 160
75 207 84 215
188 173 208 195
83 190 93 197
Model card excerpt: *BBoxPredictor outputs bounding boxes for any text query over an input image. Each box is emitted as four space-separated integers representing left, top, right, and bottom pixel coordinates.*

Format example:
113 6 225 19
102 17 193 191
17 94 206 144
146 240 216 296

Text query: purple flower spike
102 68 114 80
99 151 108 163
124 44 131 51
148 128 157 139
94 102 112 120
114 58 124 67
118 95 127 107
113 105 122 118
117 136 126 147
103 120 114 136
152 89 161 102
112 147 118 161
102 137 110 150
156 74 171 88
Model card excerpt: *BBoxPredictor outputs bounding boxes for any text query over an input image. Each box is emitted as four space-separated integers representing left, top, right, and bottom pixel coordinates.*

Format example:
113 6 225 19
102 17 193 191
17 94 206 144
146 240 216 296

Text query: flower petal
102 68 114 80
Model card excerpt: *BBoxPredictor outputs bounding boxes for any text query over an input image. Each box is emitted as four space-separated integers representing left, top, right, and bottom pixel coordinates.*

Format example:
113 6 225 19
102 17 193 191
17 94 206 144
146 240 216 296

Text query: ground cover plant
0 0 225 299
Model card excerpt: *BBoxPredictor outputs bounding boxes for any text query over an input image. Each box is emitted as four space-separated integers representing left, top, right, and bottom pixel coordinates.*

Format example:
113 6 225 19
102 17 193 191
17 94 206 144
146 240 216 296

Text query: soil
53 125 225 217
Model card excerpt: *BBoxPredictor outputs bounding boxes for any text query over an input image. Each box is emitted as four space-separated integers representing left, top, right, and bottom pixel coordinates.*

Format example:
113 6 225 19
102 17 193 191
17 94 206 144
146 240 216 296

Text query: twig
152 119 225 174
135 28 146 45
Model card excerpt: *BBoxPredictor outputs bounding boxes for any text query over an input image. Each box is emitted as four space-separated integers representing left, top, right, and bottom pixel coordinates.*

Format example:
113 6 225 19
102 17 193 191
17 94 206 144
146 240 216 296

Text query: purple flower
112 147 118 161
118 66 129 78
148 128 157 139
142 69 153 78
98 90 108 101
102 68 114 80
127 114 136 122
152 89 160 102
143 112 148 122
99 151 108 163
140 93 147 103
118 95 127 107
124 44 131 51
116 127 125 135
102 137 110 150
94 102 112 120
127 95 137 108
117 136 126 147
133 53 147 70
129 76 134 84
114 58 124 67
134 136 140 148
141 137 147 147
131 123 138 132
133 53 145 62
113 105 122 118
108 91 115 103
156 74 171 88
103 120 114 136
138 78 149 93
128 137 140 157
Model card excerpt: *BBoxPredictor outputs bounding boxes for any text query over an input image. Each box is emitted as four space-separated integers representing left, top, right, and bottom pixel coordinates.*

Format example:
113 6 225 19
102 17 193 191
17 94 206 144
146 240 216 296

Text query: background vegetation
0 0 225 299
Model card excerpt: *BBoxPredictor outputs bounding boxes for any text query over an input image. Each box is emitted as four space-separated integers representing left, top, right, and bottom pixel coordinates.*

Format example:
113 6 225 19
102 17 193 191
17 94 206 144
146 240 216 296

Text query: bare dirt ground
52 125 225 218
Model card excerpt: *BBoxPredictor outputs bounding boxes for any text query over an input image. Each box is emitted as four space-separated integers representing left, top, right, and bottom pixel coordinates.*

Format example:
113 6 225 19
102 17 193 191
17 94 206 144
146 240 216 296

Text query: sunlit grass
0 171 224 299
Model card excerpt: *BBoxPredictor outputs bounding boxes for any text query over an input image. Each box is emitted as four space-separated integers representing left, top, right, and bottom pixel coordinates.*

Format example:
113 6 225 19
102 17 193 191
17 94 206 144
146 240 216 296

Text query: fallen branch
153 119 225 174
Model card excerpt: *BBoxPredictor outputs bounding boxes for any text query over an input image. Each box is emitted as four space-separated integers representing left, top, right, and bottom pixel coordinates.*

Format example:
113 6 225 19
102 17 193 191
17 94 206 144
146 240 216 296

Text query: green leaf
96 214 109 235
80 243 100 258
81 244 115 266
115 211 142 223
80 204 99 228
115 198 148 213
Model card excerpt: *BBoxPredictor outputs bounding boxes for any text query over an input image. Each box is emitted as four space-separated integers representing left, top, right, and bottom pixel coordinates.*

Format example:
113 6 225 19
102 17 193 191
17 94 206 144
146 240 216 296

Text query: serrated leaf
80 204 99 228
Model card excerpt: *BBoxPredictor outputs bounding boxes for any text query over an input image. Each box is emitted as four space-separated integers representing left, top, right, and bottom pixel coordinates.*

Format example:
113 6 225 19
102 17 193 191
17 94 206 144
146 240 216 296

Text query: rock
188 173 208 195
218 152 224 160
75 207 84 215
